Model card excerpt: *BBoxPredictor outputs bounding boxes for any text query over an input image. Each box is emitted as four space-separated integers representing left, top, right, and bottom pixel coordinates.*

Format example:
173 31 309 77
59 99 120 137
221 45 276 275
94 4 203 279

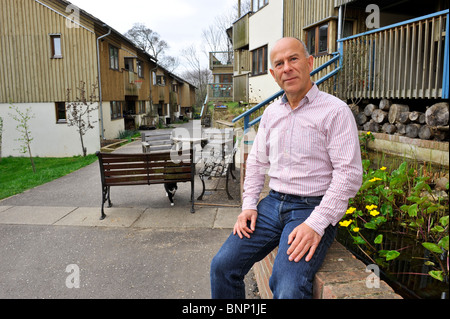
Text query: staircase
232 52 341 132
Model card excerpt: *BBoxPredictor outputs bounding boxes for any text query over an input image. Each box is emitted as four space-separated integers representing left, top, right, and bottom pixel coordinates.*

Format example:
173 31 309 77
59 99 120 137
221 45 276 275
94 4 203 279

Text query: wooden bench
96 150 195 220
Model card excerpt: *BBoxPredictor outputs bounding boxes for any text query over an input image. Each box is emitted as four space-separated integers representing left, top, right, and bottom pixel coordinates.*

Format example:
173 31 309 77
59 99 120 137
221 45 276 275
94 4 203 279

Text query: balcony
124 70 142 96
207 83 233 102
233 12 250 50
209 52 234 71
338 10 449 99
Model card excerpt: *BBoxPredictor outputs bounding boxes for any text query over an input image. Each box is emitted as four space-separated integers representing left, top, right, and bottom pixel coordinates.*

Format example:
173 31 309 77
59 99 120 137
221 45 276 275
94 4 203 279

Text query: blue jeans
210 190 337 299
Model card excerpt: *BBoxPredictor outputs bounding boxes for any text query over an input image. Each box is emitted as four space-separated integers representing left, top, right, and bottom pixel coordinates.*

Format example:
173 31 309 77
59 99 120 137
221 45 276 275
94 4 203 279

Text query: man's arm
238 115 271 239
288 105 363 262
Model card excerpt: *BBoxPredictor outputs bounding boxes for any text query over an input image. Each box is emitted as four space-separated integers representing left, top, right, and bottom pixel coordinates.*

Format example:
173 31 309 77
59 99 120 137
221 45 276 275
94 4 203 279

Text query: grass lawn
0 155 98 201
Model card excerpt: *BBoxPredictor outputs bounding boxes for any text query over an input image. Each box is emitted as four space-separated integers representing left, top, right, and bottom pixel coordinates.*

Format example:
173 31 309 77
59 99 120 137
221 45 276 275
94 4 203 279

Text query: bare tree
9 104 36 173
202 0 251 53
124 23 179 72
66 81 99 157
181 44 212 109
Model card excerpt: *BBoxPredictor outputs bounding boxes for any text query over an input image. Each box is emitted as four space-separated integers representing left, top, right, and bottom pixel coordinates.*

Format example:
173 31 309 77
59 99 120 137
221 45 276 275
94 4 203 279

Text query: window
252 0 268 12
109 45 119 70
138 101 146 114
306 23 329 56
110 101 123 120
50 35 62 58
137 60 144 78
343 20 354 38
214 74 232 83
55 102 66 123
251 46 268 76
156 75 166 86
124 58 134 72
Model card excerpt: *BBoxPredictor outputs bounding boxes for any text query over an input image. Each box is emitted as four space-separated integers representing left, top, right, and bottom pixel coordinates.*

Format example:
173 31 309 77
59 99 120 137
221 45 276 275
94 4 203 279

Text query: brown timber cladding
0 0 98 103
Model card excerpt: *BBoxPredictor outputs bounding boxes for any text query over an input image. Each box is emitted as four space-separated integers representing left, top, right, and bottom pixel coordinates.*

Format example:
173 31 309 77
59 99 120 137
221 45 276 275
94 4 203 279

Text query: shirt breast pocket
294 131 324 155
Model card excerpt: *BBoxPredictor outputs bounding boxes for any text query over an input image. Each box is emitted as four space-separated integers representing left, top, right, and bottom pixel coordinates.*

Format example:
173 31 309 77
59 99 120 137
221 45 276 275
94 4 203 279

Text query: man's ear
307 55 314 73
270 68 276 80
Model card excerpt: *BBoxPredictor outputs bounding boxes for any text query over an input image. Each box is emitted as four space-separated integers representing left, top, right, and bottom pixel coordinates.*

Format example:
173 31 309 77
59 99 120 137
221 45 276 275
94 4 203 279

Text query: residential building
229 0 449 106
208 51 234 103
0 0 196 157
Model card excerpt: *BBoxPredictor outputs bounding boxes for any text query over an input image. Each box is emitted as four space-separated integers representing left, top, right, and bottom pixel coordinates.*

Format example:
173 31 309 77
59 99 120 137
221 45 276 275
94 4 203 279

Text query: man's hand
287 224 322 263
233 209 258 239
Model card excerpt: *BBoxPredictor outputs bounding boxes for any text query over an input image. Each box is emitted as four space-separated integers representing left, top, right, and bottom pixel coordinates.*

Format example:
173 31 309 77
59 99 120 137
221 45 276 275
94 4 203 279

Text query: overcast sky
69 0 237 72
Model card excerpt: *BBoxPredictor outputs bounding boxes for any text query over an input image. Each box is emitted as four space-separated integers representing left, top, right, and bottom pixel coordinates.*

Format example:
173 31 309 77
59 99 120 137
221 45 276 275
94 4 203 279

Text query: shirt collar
281 82 319 109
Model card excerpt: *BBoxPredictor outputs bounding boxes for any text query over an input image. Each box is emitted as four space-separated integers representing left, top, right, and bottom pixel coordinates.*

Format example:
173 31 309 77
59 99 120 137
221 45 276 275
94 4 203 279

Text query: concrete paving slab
0 206 76 225
213 207 241 229
133 206 217 229
0 206 12 213
55 207 144 228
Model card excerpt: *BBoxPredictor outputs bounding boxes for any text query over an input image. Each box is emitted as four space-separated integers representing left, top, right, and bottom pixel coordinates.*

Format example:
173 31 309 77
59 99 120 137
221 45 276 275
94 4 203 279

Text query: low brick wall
253 242 403 299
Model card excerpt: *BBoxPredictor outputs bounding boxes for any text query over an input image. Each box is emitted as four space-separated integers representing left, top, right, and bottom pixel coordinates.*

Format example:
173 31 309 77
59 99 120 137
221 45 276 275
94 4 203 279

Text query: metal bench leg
191 178 196 214
101 186 110 220
197 175 206 201
225 170 234 200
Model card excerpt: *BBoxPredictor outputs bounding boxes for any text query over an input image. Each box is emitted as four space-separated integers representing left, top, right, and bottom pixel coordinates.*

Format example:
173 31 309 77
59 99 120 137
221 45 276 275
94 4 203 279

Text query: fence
338 10 449 100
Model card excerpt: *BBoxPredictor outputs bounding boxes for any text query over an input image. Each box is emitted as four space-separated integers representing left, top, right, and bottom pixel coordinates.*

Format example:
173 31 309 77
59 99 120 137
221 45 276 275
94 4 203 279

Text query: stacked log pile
351 99 449 141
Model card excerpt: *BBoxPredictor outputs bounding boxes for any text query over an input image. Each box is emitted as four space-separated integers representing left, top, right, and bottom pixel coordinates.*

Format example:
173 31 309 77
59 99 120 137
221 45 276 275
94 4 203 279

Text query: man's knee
269 271 313 299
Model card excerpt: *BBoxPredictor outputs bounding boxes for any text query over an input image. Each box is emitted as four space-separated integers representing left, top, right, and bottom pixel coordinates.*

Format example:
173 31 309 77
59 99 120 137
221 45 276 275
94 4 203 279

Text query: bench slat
105 172 192 185
104 166 192 177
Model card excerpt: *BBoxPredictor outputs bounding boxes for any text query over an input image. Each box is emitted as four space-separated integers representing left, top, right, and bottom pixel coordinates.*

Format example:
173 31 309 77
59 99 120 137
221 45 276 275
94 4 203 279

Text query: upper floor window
156 75 166 86
109 45 119 70
251 45 268 76
50 34 62 58
306 23 328 56
124 58 134 72
137 60 144 78
252 0 268 12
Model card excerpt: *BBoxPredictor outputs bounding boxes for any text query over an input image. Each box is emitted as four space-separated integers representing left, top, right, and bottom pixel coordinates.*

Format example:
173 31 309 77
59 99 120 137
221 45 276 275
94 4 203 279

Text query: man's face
269 38 314 97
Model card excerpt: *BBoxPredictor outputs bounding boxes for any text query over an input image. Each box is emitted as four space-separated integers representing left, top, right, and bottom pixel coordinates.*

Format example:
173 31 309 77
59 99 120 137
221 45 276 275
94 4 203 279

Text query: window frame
137 60 144 78
50 34 63 59
305 22 329 57
55 102 67 123
110 101 123 120
109 45 119 70
252 0 269 12
251 45 268 77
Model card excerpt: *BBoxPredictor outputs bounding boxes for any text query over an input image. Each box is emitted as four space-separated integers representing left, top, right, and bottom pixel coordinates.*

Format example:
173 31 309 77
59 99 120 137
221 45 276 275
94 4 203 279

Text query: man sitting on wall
210 37 363 299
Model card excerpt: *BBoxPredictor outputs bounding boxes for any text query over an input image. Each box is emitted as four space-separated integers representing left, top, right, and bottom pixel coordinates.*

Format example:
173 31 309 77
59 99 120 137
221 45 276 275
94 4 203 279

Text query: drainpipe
96 25 112 140
337 5 344 64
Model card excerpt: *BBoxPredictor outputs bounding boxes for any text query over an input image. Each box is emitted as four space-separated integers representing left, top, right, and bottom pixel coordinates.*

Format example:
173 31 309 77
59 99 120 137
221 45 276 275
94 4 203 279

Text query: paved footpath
0 128 259 300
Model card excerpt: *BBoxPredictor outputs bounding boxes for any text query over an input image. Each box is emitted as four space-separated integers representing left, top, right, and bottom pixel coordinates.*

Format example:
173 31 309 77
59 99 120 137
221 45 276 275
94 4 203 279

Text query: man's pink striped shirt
242 84 363 237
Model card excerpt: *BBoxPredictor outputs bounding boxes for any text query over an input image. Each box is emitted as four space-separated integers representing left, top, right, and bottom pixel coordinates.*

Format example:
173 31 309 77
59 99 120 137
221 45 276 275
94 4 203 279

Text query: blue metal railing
233 52 342 132
337 9 449 100
443 12 449 99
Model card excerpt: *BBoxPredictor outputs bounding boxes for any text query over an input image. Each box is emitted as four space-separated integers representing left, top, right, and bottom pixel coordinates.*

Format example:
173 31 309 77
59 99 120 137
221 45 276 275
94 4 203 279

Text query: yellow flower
380 167 387 171
367 132 372 135
366 204 378 211
339 220 353 228
346 207 356 215
352 227 360 232
369 177 382 183
370 210 380 217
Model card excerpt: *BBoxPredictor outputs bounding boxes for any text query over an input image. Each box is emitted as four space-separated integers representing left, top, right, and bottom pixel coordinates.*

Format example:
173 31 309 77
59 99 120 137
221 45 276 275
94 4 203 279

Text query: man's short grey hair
270 37 311 67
